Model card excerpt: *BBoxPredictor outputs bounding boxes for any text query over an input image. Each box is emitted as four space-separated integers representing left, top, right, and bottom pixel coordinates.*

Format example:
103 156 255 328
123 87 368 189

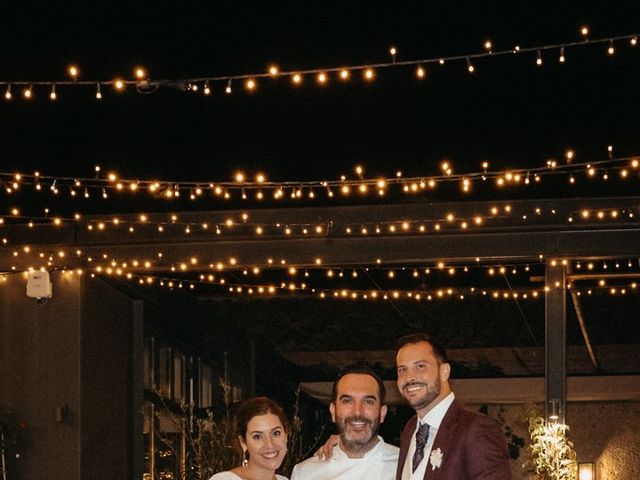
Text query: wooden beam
300 375 640 405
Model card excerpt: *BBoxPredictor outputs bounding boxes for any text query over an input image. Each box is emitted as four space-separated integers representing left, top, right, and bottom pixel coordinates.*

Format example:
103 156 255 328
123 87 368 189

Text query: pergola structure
3 194 640 423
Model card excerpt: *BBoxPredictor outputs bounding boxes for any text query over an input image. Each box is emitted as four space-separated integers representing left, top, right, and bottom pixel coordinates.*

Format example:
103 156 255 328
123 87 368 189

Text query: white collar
418 392 455 429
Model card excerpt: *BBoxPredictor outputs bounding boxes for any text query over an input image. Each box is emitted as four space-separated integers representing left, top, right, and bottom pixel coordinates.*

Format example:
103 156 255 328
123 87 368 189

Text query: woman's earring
242 449 249 467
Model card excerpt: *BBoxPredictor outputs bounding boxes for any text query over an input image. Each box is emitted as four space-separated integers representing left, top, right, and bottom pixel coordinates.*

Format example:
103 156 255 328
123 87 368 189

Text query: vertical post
545 260 567 422
131 300 144 480
148 403 156 480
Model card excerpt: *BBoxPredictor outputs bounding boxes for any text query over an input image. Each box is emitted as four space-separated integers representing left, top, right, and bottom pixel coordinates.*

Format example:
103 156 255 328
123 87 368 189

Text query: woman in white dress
209 396 289 480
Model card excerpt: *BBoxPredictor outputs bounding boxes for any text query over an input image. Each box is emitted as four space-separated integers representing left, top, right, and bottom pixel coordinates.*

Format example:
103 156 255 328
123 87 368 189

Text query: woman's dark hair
235 396 288 441
395 333 449 364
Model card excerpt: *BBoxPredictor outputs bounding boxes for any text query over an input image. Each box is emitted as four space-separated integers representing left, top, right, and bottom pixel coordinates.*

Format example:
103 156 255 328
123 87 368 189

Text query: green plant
525 408 577 480
150 383 322 479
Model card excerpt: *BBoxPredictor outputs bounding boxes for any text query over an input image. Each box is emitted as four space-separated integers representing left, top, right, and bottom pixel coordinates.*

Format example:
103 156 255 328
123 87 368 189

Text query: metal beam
4 228 640 271
545 260 567 423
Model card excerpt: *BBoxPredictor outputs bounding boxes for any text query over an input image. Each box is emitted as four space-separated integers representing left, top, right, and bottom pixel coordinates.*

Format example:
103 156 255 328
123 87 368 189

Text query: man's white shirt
401 392 455 480
291 435 399 480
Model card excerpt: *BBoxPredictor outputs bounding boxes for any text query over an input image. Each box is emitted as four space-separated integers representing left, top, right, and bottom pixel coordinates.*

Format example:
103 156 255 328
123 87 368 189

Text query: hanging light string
2 203 638 245
96 270 640 301
1 153 639 202
2 266 636 300
0 31 637 97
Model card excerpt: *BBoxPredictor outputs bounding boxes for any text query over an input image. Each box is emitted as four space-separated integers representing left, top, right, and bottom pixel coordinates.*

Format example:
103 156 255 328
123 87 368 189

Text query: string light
4 85 11 100
95 84 102 99
68 65 79 80
580 26 589 40
2 153 640 207
134 67 147 80
466 57 475 73
49 84 57 101
1 32 637 99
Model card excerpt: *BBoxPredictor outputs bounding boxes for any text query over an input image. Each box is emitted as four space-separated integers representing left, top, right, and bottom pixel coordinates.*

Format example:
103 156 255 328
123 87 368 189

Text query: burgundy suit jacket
395 399 511 480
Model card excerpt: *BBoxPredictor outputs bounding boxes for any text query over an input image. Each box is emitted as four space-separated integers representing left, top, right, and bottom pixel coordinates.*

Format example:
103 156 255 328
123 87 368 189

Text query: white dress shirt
401 392 455 480
291 435 399 480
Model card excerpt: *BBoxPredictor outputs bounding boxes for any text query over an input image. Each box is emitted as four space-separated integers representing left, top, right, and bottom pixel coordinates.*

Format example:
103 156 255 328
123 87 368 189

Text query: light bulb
68 65 79 79
466 58 474 73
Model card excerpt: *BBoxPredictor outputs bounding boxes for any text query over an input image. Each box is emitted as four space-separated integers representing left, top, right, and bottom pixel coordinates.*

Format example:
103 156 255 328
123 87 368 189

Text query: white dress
209 472 288 480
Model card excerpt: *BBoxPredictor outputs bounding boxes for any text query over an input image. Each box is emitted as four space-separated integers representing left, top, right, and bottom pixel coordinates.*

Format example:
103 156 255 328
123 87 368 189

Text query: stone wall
483 401 640 479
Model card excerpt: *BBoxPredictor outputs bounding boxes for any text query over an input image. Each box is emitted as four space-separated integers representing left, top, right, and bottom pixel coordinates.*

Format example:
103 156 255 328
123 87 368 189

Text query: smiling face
239 412 287 473
329 373 388 458
396 341 451 417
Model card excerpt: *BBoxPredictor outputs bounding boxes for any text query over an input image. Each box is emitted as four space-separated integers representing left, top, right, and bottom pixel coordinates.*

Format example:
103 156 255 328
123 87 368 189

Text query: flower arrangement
525 408 577 480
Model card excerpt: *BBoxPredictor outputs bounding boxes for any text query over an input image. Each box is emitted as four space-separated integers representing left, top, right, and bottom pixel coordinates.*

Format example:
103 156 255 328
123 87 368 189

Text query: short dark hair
331 362 386 404
235 396 287 441
395 333 449 364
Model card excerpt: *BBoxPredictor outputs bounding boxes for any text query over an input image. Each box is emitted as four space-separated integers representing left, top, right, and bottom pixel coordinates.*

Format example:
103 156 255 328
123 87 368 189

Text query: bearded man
290 363 399 479
395 333 511 480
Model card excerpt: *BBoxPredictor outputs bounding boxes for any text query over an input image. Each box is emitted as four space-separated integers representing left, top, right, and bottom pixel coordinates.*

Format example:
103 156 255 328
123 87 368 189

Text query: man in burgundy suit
395 333 511 480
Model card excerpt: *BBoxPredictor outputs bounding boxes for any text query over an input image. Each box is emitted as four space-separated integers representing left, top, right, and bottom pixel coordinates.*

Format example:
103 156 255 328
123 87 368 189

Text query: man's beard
337 415 380 453
401 377 441 411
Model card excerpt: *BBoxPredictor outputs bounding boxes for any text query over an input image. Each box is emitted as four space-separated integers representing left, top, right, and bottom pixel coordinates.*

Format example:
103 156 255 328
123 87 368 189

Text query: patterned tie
412 422 430 472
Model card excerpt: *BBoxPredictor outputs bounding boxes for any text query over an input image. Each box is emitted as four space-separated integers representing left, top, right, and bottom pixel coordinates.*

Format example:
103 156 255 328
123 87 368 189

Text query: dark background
1 1 639 183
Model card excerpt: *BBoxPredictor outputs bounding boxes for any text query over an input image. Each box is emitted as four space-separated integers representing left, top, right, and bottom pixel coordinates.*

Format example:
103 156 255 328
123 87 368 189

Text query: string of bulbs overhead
0 28 637 100
1 152 639 205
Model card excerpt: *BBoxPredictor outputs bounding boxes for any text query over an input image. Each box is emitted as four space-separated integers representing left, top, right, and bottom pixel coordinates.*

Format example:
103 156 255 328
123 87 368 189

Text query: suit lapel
423 400 461 480
397 416 417 480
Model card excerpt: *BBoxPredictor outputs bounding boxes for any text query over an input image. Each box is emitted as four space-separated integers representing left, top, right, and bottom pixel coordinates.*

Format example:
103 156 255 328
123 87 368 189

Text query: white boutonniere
430 448 443 470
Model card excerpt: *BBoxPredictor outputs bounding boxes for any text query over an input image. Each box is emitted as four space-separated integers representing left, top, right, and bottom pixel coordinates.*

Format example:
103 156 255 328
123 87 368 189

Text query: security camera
26 271 53 299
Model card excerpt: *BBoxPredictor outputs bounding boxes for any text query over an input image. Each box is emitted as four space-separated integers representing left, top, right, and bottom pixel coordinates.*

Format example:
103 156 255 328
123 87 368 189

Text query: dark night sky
1 1 639 185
